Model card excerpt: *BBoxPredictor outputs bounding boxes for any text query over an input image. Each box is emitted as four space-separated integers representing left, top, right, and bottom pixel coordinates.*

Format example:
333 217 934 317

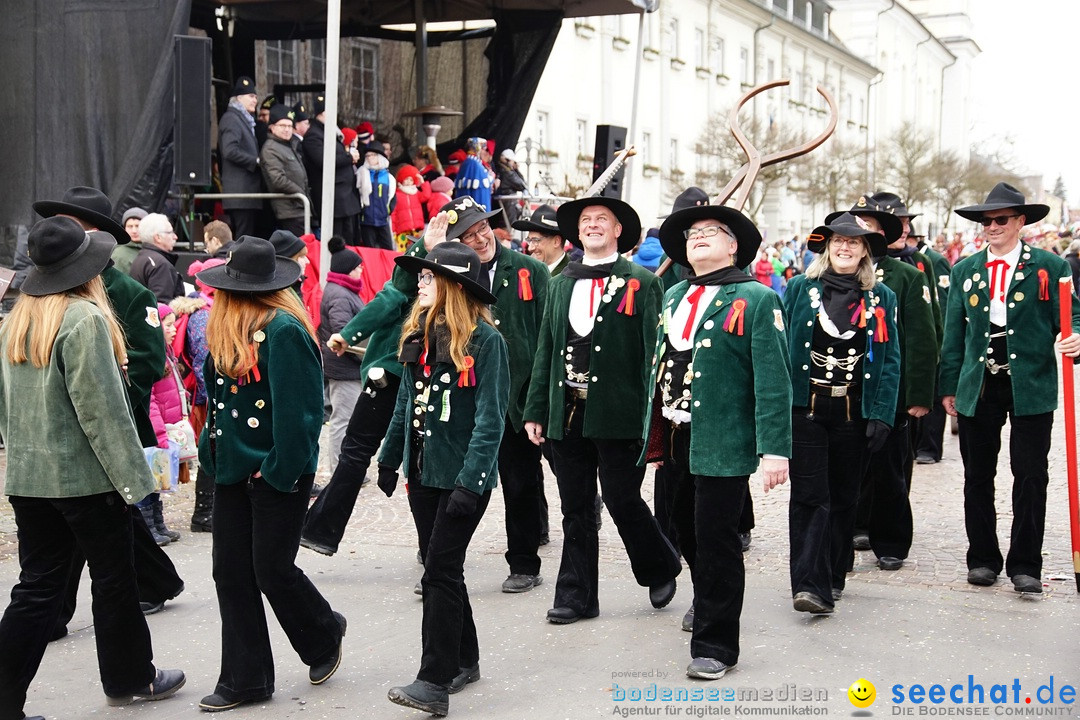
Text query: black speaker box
173 36 212 186
591 124 628 199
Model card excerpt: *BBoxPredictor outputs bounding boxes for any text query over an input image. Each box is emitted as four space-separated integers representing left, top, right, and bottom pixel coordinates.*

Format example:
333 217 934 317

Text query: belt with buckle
567 386 588 400
809 381 855 398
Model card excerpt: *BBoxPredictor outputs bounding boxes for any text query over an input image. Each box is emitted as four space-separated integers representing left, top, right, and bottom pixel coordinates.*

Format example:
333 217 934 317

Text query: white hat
500 148 517 162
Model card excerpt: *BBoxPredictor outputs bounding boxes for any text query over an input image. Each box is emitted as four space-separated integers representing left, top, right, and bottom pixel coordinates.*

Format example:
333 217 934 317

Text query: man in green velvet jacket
941 182 1080 595
641 201 790 681
524 196 681 625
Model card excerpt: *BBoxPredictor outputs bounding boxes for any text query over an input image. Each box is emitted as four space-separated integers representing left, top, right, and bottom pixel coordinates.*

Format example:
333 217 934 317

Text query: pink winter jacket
148 354 187 449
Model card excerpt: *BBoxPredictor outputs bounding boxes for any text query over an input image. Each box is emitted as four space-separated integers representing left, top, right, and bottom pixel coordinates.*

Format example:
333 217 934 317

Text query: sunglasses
979 214 1020 227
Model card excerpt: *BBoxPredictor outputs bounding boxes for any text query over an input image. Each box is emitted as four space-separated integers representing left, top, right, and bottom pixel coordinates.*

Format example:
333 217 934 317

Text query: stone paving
0 404 1078 719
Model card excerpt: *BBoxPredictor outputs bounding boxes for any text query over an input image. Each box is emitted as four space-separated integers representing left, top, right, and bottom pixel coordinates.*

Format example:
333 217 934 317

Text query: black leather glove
445 487 480 518
377 465 399 497
865 419 891 454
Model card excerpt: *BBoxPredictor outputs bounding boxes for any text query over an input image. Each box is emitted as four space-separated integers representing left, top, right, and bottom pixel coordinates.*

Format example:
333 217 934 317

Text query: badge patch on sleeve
773 308 785 331
922 286 931 304
145 307 161 327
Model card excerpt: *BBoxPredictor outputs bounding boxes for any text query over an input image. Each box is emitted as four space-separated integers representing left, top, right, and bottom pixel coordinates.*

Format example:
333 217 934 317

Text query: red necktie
681 285 707 340
588 278 604 317
985 258 1010 302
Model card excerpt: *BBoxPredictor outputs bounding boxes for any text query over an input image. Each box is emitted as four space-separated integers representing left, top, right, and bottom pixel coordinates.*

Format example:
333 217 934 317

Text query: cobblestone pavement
0 403 1078 719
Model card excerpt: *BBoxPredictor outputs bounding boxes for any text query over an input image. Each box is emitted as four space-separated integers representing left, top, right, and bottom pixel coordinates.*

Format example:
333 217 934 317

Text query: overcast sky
968 0 1080 202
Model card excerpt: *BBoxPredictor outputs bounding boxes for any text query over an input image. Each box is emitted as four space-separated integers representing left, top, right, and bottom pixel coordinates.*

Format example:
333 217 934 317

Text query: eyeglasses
979 214 1021 227
829 237 864 247
460 221 491 244
418 273 436 286
684 225 734 240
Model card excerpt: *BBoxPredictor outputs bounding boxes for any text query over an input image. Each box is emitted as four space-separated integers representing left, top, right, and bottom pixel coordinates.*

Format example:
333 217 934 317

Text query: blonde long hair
3 276 126 368
398 275 494 372
804 237 877 291
206 288 317 378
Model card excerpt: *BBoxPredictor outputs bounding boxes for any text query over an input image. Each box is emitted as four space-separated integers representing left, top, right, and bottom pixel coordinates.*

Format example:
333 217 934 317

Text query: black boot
190 466 214 533
154 497 180 541
139 504 171 546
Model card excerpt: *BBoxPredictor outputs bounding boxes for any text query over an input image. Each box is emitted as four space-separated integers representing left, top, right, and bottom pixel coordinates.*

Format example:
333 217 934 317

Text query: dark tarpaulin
0 0 190 285
440 10 562 161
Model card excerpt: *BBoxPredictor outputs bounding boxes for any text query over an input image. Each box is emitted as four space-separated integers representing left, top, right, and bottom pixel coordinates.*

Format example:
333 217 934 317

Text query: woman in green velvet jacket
377 242 509 718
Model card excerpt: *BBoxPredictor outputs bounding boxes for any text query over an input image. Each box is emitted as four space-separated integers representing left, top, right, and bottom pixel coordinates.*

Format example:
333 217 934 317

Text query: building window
576 119 589 156
666 18 680 58
767 59 775 82
310 39 326 83
794 0 807 24
738 47 749 84
343 39 378 119
773 0 789 14
858 97 866 124
811 3 827 34
712 37 725 74
694 29 706 68
668 138 679 172
536 110 549 153
641 131 652 164
265 40 298 88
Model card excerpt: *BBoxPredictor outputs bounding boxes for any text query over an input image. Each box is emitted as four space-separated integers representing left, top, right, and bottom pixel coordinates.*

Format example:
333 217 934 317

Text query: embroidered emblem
230 385 238 394
939 275 950 289
922 286 931 304
773 308 785 331
145 307 160 328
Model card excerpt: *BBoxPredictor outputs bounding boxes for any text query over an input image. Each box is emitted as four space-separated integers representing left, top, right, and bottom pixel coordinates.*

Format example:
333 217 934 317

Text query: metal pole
415 0 428 148
622 11 647 204
319 0 342 289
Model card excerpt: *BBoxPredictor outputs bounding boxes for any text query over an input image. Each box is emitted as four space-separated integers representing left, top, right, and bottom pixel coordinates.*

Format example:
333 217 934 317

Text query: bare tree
877 121 937 209
787 136 872 215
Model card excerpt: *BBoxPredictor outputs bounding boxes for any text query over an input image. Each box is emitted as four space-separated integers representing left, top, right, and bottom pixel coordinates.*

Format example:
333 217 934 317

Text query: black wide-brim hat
195 236 302 294
809 212 888 258
825 194 903 244
658 205 761 270
33 186 129 245
556 196 641 254
438 196 503 242
511 203 562 235
21 217 117 297
395 242 498 305
868 191 919 218
956 182 1049 224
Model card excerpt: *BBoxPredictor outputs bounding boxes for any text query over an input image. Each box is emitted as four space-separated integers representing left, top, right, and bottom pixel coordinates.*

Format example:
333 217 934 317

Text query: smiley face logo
848 678 876 708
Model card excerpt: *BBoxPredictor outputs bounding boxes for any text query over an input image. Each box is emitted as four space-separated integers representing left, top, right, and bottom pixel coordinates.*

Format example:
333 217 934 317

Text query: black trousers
855 415 914 560
655 462 754 558
667 424 746 667
226 208 258 239
916 386 947 462
55 507 184 632
359 223 394 250
211 474 341 702
958 373 1052 578
334 214 361 246
408 482 491 686
0 493 155 719
275 216 306 237
547 397 681 614
303 374 401 552
499 422 543 576
788 397 868 604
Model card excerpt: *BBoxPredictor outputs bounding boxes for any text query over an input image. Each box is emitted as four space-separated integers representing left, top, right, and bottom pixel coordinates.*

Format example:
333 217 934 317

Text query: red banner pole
1058 278 1080 592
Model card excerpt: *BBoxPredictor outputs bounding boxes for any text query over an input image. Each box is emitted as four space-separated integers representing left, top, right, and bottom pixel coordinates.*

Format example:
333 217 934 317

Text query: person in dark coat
218 76 263 238
301 96 362 244
320 237 366 474
129 213 186 303
260 104 310 237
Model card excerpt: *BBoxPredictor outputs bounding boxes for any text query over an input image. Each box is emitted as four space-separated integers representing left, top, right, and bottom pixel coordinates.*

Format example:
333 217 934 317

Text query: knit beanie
328 236 362 274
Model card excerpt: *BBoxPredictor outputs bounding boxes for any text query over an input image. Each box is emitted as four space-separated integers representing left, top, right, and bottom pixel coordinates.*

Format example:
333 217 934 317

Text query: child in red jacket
391 165 429 251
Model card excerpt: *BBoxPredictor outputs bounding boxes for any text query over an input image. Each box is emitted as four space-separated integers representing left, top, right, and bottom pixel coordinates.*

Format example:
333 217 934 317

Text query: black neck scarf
887 243 918 266
688 265 755 286
819 270 862 333
478 242 502 292
562 259 616 280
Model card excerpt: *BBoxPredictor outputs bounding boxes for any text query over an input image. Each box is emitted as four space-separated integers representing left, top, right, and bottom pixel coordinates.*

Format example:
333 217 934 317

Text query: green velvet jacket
103 264 167 447
0 300 155 502
641 279 792 477
939 243 1080 417
875 256 938 410
910 248 945 349
920 244 951 307
783 274 902 424
523 255 663 440
379 321 510 494
198 311 323 492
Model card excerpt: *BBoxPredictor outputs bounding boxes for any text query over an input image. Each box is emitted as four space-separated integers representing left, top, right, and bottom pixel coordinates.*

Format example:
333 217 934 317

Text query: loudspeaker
591 124 627 199
173 36 212 186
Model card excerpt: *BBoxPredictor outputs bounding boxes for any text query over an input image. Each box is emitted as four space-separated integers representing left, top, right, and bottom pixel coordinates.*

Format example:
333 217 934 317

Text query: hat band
540 216 558 228
439 263 471 273
225 264 277 284
36 233 92 274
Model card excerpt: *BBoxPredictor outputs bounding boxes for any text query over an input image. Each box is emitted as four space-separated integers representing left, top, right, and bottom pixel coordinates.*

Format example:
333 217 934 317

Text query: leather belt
567 386 588 400
809 381 856 398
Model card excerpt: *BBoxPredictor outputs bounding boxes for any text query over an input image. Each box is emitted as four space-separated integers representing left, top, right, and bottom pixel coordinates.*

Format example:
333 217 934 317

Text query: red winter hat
447 149 467 165
486 139 496 156
396 165 423 185
356 121 375 142
341 128 357 147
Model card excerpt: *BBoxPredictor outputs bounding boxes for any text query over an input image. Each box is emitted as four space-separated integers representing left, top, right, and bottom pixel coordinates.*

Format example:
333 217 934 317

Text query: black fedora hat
195 236 301 294
658 186 711 220
556 196 641 254
868 191 920 219
808 212 887 258
21 217 117 297
33 186 129 245
395 242 497 305
511 204 562 235
362 140 386 159
825 194 903 243
438 196 503 241
658 204 761 270
956 182 1049 224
